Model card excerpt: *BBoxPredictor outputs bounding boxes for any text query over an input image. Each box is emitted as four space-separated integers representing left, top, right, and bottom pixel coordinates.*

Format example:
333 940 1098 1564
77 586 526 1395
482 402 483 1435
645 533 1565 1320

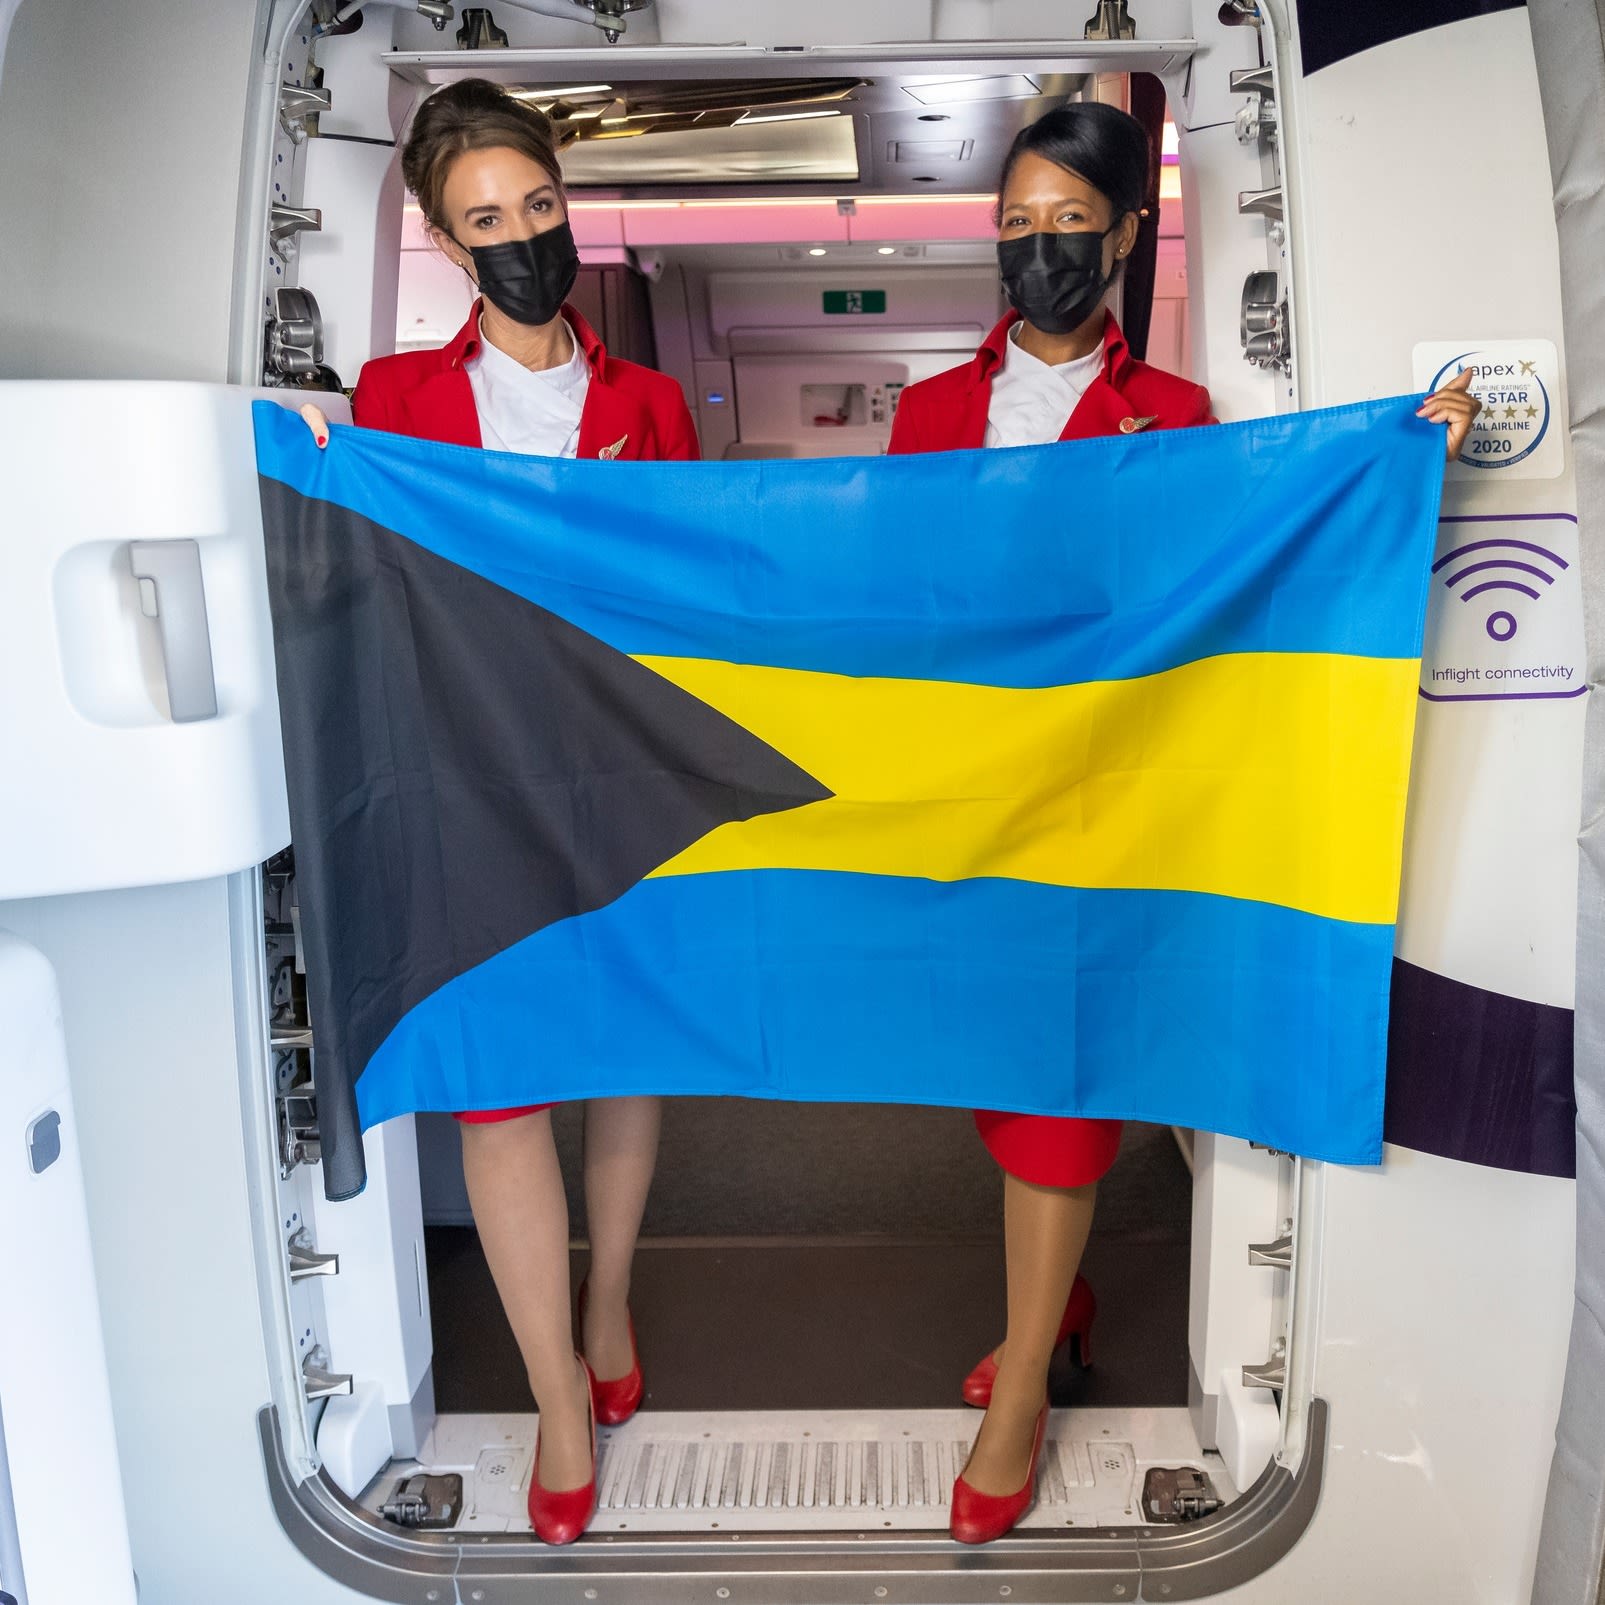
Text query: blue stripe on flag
355 870 1391 1165
253 398 1442 689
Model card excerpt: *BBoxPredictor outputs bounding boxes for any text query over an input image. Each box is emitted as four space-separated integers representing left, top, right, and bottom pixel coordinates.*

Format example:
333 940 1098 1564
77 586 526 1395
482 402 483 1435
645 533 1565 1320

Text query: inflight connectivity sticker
1419 513 1586 702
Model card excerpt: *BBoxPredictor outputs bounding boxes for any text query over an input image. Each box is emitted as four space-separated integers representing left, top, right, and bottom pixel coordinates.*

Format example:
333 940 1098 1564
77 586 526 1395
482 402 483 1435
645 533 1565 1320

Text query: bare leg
460 1111 592 1491
580 1095 662 1380
961 1175 1097 1495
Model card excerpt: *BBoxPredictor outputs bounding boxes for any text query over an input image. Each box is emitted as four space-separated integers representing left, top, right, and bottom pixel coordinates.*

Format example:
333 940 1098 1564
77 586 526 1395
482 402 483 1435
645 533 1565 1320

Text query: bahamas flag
254 397 1443 1200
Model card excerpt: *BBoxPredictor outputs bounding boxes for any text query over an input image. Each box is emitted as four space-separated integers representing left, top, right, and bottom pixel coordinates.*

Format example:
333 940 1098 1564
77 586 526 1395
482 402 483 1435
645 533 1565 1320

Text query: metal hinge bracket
1084 0 1136 40
380 1473 465 1529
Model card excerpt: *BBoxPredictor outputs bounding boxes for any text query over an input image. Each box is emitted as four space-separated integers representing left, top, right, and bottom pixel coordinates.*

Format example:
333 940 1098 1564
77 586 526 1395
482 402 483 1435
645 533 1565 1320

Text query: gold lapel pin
1118 415 1159 434
598 434 629 459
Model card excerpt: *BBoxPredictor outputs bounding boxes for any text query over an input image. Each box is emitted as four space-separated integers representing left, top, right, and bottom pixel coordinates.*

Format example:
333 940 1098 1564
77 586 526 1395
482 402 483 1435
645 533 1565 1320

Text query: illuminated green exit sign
822 289 886 314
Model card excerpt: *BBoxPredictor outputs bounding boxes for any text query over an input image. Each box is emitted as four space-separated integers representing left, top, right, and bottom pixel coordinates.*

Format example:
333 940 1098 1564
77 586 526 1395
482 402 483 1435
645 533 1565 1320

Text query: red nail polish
317 434 328 447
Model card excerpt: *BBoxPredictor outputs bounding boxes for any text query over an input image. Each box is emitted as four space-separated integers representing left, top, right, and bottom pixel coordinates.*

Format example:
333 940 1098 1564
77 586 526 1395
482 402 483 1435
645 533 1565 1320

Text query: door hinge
276 1069 321 1176
1142 1465 1223 1522
380 1472 465 1529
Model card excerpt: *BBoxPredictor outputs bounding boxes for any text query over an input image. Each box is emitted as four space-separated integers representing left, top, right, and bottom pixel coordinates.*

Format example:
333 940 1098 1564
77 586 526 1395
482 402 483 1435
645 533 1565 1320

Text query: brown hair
402 78 564 230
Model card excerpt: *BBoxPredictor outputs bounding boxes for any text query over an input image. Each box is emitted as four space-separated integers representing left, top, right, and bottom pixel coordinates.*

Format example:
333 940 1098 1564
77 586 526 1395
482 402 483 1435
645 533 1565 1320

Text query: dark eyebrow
463 185 557 221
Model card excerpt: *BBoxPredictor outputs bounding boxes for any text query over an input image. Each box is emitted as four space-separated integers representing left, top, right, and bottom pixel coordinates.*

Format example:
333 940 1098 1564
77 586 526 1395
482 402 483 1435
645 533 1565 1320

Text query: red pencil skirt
453 1104 554 1124
973 1110 1123 1187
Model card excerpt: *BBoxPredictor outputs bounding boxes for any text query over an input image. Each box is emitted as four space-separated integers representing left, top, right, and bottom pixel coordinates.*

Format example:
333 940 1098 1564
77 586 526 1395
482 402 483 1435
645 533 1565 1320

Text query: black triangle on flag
259 476 831 1198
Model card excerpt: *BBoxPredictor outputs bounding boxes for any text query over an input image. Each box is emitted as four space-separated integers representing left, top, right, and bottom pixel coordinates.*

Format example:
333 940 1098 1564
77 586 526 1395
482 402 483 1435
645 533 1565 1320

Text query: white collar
1004 322 1105 383
473 317 588 393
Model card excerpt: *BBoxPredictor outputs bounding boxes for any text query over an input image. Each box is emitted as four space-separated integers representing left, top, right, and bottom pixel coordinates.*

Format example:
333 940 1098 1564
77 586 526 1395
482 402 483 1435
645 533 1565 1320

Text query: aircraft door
0 933 137 1605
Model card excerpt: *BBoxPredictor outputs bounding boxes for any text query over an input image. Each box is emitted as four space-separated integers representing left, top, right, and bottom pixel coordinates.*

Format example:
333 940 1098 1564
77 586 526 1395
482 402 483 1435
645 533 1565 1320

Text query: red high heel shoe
949 1402 1049 1545
577 1279 644 1426
962 1273 1095 1408
527 1357 597 1545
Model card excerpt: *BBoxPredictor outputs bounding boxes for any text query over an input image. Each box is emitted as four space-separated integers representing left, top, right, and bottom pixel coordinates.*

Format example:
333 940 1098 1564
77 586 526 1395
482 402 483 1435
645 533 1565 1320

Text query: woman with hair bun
889 99 1479 1545
302 77 698 1545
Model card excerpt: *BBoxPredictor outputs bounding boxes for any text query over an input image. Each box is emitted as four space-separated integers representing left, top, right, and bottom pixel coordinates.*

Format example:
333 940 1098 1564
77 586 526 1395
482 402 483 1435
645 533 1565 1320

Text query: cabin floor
423 1110 1193 1413
382 1112 1204 1533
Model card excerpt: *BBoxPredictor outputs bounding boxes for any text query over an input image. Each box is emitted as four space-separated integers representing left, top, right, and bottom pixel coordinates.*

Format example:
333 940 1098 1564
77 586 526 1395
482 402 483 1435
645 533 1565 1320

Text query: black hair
994 101 1152 224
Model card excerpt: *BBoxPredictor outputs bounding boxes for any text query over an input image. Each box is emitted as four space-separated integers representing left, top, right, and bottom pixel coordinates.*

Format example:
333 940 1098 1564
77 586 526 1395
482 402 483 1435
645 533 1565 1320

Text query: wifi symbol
1433 536 1569 642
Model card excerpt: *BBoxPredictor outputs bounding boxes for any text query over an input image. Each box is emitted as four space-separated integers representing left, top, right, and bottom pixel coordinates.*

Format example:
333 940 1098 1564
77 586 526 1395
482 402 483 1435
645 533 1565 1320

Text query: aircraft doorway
351 56 1231 1543
249 18 1305 1593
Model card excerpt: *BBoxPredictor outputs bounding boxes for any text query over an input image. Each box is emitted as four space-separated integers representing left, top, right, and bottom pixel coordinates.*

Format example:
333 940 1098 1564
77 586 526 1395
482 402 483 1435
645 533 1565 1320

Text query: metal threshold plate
362 1407 1232 1534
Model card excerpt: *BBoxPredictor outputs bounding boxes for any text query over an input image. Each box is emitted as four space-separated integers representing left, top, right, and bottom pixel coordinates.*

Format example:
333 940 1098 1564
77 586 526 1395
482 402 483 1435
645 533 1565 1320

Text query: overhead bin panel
384 46 1194 208
382 43 1198 90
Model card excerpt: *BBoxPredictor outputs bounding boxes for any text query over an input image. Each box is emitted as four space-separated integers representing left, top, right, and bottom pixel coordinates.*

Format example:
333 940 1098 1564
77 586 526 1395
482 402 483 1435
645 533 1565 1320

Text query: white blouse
466 317 591 458
983 325 1104 450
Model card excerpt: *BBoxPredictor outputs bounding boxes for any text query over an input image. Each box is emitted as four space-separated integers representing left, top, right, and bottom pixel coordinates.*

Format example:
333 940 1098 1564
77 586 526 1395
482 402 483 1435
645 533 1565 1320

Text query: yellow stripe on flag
636 651 1418 925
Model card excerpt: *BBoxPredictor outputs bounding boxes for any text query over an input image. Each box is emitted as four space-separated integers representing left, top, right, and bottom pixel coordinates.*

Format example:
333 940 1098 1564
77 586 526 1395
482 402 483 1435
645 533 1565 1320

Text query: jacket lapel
1060 374 1140 442
1060 311 1142 442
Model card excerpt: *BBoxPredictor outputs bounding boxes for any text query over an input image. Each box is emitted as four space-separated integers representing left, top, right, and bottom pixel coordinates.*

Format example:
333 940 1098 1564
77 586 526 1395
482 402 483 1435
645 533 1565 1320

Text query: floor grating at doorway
361 1406 1232 1533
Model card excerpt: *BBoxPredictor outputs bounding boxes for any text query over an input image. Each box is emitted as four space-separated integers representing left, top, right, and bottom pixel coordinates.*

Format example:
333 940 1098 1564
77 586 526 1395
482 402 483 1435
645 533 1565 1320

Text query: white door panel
0 383 348 902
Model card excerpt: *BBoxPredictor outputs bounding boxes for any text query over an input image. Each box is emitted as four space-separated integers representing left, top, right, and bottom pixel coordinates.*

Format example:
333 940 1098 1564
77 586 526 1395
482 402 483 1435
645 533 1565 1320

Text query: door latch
270 204 322 262
1248 1232 1292 1270
1240 270 1290 373
279 83 331 144
1231 65 1278 147
302 1345 353 1401
287 1227 340 1281
265 286 326 383
1242 1338 1287 1391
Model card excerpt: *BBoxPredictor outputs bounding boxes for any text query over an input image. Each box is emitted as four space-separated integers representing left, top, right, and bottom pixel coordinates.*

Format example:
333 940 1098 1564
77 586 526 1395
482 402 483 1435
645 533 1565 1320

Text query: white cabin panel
0 933 137 1605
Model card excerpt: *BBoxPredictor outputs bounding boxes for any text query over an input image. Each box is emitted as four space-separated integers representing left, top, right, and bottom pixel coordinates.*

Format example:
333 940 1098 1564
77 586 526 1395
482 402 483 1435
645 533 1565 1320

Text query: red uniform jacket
887 309 1213 454
351 300 700 461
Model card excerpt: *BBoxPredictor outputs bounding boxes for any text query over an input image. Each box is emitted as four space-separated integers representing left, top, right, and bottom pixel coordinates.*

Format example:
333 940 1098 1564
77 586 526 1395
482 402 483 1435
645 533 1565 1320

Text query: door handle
128 539 219 723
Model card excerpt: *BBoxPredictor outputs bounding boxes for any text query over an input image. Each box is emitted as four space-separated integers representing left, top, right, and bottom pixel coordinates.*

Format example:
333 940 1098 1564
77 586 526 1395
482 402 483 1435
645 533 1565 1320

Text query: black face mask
997 225 1116 336
459 222 580 328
